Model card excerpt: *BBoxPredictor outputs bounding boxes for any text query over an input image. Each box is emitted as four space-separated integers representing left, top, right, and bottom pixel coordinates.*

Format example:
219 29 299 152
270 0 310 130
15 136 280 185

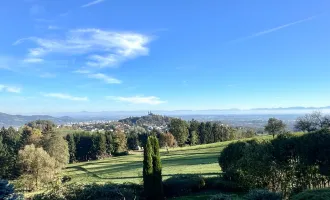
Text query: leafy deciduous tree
18 144 59 191
169 118 189 147
42 133 69 168
265 118 286 138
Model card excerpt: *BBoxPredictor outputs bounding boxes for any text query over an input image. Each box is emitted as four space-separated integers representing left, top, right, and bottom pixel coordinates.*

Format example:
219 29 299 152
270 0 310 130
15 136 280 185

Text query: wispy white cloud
0 84 21 93
48 25 60 30
43 93 88 101
88 73 121 84
23 58 44 63
73 69 91 74
87 54 118 67
107 96 166 105
40 72 56 78
14 28 151 68
230 15 319 43
81 0 105 8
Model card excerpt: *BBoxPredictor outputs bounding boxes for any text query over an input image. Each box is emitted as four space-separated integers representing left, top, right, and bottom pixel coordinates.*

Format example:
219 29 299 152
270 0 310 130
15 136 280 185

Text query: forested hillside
0 112 73 127
118 112 173 126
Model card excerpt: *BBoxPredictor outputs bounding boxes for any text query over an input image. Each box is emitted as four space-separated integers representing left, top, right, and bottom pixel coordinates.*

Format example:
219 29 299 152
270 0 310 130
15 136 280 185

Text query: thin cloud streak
81 0 105 8
0 84 21 93
23 58 44 63
107 96 166 105
43 93 88 101
73 69 91 74
88 73 121 84
230 15 319 43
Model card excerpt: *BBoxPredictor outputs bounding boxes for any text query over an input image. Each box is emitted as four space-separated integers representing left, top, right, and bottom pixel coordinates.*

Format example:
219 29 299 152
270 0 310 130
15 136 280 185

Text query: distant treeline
66 131 127 162
169 118 256 147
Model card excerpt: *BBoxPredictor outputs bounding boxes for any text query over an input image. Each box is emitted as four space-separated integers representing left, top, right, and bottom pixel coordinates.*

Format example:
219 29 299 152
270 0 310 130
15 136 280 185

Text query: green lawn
64 136 272 184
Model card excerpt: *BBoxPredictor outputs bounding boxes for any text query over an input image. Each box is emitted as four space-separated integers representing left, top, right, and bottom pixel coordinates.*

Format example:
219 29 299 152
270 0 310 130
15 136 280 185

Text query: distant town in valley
2 106 330 132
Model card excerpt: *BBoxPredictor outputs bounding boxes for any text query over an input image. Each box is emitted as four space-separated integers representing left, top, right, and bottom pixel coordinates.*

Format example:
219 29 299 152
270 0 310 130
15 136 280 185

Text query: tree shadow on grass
67 153 220 183
160 145 226 155
67 165 221 181
68 153 218 176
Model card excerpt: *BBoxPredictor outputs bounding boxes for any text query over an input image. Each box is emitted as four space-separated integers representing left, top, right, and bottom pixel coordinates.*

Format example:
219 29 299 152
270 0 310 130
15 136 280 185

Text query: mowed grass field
64 142 226 184
64 136 271 185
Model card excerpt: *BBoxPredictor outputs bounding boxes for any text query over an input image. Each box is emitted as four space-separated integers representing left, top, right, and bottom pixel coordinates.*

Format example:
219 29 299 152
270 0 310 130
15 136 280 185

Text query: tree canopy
265 118 286 138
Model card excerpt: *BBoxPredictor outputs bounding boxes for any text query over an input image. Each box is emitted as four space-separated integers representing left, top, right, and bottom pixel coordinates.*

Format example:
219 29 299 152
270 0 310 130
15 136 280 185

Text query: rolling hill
118 112 174 126
0 112 74 127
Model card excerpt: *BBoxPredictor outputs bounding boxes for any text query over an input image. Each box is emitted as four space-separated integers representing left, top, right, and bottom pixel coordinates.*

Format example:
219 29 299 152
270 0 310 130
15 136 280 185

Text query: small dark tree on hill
265 118 286 138
188 131 198 146
105 131 113 156
66 134 76 163
143 136 164 200
198 122 207 144
91 133 106 159
204 122 213 143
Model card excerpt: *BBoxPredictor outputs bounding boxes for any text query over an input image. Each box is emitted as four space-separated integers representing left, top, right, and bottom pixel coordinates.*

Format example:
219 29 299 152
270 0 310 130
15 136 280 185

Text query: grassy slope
64 135 272 184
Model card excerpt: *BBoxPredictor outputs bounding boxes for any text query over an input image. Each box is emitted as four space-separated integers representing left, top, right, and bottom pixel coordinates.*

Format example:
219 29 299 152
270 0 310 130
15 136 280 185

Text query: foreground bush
219 129 330 197
209 193 235 200
32 183 142 200
204 177 246 193
244 189 282 200
291 188 330 200
163 175 205 197
0 179 24 200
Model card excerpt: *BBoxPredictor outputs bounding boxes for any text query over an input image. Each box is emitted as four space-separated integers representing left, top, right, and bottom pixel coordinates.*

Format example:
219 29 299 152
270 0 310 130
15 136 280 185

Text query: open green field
64 135 272 185
64 142 225 184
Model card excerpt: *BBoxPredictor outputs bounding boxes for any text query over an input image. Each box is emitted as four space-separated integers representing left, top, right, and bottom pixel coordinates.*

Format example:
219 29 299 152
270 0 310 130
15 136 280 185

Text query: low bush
204 177 246 193
163 174 205 197
291 188 330 200
61 176 71 183
209 193 234 200
32 182 142 200
0 179 24 200
244 189 282 200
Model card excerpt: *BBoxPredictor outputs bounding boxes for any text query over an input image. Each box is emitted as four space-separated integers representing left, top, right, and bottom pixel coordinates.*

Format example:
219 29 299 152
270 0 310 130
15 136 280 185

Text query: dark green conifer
143 136 164 200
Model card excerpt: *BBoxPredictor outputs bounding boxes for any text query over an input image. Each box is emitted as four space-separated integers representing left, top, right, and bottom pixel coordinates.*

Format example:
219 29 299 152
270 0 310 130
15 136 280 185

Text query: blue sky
0 0 329 114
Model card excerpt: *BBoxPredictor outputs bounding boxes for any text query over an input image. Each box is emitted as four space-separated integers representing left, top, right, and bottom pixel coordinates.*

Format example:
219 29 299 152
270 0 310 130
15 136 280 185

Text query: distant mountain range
251 106 330 111
0 112 74 128
52 106 330 118
1 106 329 127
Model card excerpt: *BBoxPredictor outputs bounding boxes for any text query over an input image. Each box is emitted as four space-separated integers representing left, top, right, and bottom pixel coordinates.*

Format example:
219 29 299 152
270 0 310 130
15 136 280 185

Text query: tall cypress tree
143 136 164 200
151 136 163 199
143 138 153 198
